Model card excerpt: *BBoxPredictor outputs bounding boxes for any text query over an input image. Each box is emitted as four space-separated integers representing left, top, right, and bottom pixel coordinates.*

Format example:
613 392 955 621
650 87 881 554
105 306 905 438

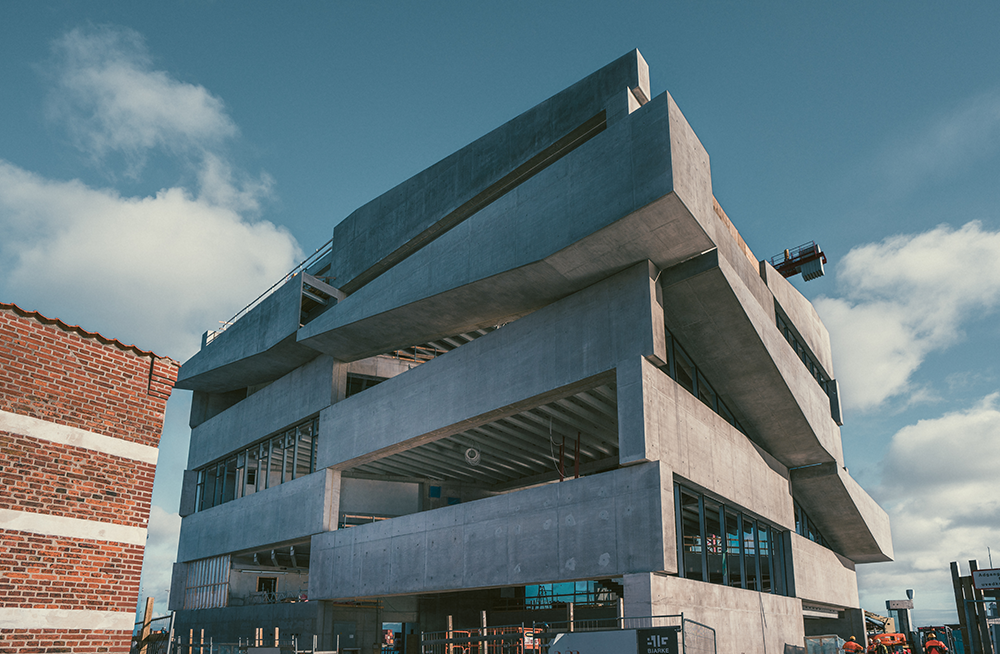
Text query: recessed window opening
664 328 746 434
794 501 831 549
194 417 318 512
346 373 386 397
776 312 833 393
675 483 788 596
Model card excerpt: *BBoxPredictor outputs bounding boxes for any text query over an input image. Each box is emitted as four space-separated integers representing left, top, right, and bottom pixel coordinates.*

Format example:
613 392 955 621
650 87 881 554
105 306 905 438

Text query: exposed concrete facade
170 50 891 651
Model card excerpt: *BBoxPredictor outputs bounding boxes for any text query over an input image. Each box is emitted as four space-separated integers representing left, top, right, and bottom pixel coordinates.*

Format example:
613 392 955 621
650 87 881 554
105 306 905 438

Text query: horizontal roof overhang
658 249 839 468
791 462 893 563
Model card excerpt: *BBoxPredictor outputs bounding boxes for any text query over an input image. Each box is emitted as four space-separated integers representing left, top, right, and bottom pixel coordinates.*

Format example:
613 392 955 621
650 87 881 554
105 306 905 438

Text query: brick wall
0 431 155 527
0 303 179 652
0 307 178 446
0 630 132 654
1 530 145 611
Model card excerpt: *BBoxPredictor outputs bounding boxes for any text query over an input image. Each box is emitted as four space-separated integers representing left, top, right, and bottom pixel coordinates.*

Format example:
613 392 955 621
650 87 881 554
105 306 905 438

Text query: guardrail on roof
203 237 335 348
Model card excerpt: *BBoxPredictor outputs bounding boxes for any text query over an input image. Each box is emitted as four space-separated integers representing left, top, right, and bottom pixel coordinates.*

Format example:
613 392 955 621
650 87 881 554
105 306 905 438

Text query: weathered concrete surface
629 357 795 531
624 572 806 654
309 463 666 599
658 249 844 468
176 469 339 563
171 49 893 651
298 92 716 363
326 50 650 296
187 355 336 470
178 275 321 393
761 261 835 378
316 261 661 471
791 533 861 608
791 462 893 563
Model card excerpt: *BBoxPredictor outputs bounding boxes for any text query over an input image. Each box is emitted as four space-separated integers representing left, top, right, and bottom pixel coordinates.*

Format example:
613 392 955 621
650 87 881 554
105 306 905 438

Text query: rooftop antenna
769 241 827 281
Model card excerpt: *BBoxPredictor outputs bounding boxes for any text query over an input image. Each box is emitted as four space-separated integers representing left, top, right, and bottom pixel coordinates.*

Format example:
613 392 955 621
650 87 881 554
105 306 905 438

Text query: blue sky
3 1 999 627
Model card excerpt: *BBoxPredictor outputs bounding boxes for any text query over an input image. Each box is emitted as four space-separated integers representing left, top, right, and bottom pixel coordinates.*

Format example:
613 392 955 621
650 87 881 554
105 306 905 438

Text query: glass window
674 484 787 595
283 431 296 483
743 518 758 591
193 417 319 512
245 448 259 497
213 462 224 507
725 509 742 589
704 498 724 585
759 524 772 593
268 436 284 489
222 457 237 503
296 423 314 479
203 464 217 510
679 490 703 580
235 452 246 499
719 401 736 427
697 374 717 411
674 345 695 394
195 470 205 512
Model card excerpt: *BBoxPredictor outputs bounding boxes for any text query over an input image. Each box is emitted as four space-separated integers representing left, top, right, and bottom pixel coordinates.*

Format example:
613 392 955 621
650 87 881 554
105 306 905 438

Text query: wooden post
962 575 984 654
970 560 995 654
567 602 574 632
446 614 454 654
952 562 973 653
199 628 204 654
188 629 193 654
274 626 280 647
617 597 625 628
139 597 154 654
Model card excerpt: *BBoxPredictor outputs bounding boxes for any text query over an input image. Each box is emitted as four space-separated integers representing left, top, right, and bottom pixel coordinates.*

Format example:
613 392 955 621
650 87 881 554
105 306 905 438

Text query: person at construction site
923 633 949 654
843 635 865 653
872 639 890 654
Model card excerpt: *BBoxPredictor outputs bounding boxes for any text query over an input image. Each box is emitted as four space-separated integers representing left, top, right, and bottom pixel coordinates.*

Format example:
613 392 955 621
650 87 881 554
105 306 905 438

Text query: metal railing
203 238 334 347
421 615 716 654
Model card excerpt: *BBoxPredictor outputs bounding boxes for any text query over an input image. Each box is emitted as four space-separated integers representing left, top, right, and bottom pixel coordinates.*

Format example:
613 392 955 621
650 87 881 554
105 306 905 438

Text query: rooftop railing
203 237 334 347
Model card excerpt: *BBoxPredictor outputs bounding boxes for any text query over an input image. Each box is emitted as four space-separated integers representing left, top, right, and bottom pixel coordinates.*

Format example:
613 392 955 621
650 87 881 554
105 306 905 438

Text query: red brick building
0 303 179 653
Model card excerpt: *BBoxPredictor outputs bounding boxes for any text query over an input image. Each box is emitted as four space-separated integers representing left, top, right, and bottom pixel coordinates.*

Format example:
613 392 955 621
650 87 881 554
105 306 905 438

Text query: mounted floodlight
769 241 827 281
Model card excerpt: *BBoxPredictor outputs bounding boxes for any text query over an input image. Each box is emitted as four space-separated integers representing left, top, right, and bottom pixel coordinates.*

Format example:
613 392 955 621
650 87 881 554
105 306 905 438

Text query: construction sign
972 568 1000 590
637 627 680 654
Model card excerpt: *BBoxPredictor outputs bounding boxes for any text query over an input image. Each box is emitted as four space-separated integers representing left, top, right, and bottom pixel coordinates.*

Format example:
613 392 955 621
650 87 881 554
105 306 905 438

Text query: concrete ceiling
345 382 619 491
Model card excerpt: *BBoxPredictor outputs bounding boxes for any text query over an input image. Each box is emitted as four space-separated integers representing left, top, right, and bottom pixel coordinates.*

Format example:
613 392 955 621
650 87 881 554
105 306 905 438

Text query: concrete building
0 303 178 653
169 50 892 652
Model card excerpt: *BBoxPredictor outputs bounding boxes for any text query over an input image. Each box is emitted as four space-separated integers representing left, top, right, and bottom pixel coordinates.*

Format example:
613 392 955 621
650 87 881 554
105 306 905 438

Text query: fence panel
681 618 717 654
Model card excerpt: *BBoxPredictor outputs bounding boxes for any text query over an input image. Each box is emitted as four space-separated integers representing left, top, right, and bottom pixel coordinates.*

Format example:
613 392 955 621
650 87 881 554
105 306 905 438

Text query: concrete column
623 572 654 618
616 357 655 465
323 468 342 531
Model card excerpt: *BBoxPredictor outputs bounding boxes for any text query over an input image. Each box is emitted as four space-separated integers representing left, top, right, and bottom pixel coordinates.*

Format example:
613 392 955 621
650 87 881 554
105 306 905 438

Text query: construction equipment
769 241 827 281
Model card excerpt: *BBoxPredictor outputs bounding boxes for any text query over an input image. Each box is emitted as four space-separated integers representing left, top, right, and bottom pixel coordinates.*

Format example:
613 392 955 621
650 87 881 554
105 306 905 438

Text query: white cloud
46 25 237 177
815 221 1000 411
137 505 182 619
857 395 1000 624
0 25 301 360
0 160 299 360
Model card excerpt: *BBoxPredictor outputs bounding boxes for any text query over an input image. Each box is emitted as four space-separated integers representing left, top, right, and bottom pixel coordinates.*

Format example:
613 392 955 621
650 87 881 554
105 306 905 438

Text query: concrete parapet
309 463 667 599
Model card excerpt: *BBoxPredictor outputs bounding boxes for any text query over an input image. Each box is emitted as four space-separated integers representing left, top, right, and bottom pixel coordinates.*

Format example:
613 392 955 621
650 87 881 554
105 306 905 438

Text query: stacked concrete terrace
172 50 892 650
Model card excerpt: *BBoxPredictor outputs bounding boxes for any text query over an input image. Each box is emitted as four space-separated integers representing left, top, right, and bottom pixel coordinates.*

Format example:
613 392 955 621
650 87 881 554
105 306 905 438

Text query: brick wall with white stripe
0 303 178 653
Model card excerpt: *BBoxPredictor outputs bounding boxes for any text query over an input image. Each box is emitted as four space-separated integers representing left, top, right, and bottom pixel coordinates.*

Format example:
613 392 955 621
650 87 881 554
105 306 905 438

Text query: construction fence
420 614 716 654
